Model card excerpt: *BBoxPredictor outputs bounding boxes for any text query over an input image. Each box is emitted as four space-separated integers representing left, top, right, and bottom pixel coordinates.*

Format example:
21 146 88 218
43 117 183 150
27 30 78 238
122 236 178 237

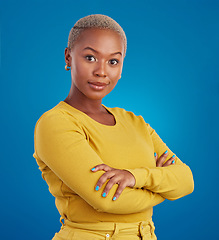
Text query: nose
93 60 107 78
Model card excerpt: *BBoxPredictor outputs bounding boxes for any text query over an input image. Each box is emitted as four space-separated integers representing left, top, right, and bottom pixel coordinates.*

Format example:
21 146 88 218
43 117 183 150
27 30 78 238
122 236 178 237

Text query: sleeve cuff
126 168 150 188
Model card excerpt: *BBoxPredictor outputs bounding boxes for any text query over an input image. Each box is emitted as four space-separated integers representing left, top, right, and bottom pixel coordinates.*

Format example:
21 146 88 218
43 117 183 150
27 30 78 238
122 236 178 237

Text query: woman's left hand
91 164 136 201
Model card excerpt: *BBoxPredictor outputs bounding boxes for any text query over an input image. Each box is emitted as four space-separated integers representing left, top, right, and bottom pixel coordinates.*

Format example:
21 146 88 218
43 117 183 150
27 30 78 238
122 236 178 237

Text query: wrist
124 170 136 187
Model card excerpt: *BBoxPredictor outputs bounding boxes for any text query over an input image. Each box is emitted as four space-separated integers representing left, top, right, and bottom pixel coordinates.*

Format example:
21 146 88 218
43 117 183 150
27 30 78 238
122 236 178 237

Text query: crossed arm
91 150 178 201
34 112 194 215
121 124 194 200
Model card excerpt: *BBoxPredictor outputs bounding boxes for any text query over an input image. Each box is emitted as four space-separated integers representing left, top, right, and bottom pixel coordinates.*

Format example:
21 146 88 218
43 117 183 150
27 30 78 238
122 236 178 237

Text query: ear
64 47 72 66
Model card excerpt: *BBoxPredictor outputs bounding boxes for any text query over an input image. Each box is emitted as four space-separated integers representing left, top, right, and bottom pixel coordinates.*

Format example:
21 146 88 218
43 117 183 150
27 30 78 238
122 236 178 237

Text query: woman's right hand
154 150 176 167
91 164 136 201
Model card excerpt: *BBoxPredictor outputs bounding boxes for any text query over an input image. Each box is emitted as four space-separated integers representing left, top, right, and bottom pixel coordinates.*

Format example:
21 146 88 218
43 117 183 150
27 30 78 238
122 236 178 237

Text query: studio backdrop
1 0 218 239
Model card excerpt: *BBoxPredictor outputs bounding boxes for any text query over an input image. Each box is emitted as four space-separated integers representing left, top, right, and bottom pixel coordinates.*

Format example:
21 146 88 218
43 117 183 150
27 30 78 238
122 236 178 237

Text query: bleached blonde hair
67 14 127 55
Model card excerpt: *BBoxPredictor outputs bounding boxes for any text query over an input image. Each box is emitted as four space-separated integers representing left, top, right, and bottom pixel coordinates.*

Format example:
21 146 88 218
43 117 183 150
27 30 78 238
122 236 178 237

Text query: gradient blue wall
1 0 218 239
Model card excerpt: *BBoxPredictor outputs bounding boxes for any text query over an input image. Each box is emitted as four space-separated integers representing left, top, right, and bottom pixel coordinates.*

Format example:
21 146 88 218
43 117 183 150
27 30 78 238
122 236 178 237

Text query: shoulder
34 101 82 131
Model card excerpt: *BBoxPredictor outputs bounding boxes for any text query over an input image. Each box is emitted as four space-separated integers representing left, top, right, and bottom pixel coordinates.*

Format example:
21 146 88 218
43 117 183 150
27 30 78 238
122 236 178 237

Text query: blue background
1 0 218 239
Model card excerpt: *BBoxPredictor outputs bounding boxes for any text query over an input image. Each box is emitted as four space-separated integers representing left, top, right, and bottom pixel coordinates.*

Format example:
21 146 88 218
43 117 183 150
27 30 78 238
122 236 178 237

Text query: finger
154 152 158 161
101 176 120 198
112 182 127 201
94 171 115 191
156 150 169 167
91 164 112 172
162 155 176 167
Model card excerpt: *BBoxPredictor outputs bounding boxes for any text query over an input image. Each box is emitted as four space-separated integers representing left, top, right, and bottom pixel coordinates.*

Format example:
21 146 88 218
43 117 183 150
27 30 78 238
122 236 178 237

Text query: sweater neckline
58 101 118 128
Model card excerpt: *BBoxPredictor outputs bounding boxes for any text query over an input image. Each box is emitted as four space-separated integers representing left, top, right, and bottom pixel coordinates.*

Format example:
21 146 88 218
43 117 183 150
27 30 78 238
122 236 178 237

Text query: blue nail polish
102 192 106 197
172 155 176 158
95 186 99 191
154 152 157 157
172 160 175 164
165 150 168 154
113 197 117 201
91 167 95 171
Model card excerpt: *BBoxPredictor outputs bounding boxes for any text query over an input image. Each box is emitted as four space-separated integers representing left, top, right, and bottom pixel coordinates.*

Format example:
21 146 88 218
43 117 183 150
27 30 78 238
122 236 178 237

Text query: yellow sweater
33 101 194 223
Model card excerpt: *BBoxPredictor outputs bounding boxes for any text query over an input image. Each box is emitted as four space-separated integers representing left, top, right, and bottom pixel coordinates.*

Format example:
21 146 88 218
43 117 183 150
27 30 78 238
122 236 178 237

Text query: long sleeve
127 123 194 200
34 111 165 215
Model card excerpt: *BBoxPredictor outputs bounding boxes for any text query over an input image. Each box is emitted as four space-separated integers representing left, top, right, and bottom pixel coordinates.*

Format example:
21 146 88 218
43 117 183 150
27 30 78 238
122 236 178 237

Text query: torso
34 101 155 223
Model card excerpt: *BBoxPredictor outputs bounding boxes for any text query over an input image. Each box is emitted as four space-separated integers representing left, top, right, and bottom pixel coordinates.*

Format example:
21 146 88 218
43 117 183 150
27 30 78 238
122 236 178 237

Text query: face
65 28 124 101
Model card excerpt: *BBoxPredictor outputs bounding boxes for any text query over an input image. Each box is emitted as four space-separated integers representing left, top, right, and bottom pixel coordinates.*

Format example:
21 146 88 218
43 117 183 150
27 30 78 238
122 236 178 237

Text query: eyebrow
83 47 122 56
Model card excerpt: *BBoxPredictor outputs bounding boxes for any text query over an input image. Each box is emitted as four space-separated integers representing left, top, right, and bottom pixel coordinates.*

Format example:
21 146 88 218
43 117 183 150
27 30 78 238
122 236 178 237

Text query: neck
64 86 105 114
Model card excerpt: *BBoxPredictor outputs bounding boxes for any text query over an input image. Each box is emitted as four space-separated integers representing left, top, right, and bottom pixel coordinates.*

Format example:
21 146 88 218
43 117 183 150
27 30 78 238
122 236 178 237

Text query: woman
33 14 194 240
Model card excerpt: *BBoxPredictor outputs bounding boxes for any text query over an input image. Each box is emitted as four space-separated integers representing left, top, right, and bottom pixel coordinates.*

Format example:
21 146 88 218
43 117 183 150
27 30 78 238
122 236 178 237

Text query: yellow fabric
52 218 156 239
33 101 194 224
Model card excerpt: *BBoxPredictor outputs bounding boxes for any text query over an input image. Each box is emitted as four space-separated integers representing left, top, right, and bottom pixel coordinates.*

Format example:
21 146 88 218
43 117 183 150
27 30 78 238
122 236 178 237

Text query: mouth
88 81 109 91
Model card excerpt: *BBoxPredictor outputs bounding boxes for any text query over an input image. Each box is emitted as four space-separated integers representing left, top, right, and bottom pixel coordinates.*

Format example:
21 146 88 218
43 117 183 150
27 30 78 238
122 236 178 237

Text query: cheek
108 66 122 81
72 62 90 79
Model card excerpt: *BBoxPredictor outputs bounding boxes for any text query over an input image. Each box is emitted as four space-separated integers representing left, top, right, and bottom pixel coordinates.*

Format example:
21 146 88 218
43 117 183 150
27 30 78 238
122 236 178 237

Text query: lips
88 81 109 90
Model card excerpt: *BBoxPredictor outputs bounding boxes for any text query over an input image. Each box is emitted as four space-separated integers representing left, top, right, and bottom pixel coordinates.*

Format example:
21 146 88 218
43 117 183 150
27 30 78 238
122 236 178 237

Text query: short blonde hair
67 14 127 55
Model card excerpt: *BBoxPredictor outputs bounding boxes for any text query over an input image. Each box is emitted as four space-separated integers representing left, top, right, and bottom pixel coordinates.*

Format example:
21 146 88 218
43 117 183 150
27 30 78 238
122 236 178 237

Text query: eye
109 59 119 65
85 55 96 62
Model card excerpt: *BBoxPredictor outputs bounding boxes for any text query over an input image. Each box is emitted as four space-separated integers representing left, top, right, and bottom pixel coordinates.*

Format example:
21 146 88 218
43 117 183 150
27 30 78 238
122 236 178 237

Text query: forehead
73 28 124 55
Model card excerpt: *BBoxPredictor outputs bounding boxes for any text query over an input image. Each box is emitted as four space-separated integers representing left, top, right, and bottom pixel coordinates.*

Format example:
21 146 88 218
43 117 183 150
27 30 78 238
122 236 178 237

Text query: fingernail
102 192 106 197
91 167 95 171
172 160 175 164
164 150 168 154
95 186 99 191
172 155 176 158
113 197 117 201
154 152 157 157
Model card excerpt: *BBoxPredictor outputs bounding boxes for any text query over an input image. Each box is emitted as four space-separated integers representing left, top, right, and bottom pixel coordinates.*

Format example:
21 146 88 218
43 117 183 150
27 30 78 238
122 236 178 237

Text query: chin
87 94 107 101
85 91 109 101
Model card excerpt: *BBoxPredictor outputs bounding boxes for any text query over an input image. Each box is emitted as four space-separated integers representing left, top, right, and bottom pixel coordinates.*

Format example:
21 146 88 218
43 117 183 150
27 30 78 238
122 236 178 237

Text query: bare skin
64 28 124 126
155 151 176 167
64 28 175 201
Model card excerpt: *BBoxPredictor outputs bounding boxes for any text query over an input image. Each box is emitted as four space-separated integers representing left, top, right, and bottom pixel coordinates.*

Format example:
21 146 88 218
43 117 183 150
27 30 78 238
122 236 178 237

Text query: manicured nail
164 150 168 154
154 152 157 157
95 186 99 191
172 160 175 164
91 167 95 171
113 197 117 201
102 192 106 197
172 155 176 158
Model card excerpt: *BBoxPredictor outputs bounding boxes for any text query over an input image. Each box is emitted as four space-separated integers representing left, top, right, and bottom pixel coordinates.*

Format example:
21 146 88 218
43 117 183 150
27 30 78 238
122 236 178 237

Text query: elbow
186 170 195 195
168 166 195 201
183 165 195 196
